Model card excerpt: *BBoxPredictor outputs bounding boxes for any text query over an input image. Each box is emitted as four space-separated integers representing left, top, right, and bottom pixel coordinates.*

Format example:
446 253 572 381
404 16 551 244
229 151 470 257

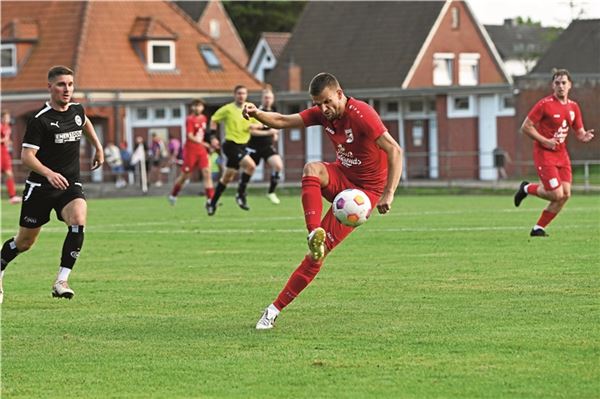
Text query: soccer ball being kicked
332 188 372 227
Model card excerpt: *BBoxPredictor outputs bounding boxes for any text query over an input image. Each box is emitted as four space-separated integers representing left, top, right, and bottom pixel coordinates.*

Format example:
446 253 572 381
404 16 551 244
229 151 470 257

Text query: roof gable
269 1 445 91
531 19 600 76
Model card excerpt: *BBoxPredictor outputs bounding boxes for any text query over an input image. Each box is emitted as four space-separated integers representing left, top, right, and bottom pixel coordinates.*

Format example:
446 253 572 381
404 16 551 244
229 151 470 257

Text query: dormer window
148 40 175 70
433 52 454 86
200 45 222 70
1 44 16 75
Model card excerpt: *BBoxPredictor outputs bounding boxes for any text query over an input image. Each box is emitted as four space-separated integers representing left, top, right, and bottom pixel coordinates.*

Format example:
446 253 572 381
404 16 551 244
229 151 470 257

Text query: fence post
584 162 590 192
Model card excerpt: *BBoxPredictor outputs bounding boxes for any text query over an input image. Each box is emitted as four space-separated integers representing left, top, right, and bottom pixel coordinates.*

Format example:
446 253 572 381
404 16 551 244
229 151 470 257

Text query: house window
498 94 516 116
200 45 222 70
451 7 460 29
171 107 181 119
447 95 476 118
209 19 220 39
433 53 454 86
458 53 479 86
148 40 175 70
408 100 424 113
154 108 166 119
386 102 398 113
1 44 17 75
136 107 149 120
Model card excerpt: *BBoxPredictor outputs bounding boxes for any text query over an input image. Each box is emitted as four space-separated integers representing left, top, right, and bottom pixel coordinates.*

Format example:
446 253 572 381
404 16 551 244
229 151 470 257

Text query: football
332 188 372 227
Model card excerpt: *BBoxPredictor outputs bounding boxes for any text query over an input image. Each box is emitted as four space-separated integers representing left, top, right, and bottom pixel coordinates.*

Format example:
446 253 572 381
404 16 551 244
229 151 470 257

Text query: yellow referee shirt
211 102 258 144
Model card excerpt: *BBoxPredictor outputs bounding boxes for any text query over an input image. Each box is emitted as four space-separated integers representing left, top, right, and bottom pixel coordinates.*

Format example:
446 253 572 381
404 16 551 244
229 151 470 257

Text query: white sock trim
267 303 280 316
57 267 72 282
533 225 544 231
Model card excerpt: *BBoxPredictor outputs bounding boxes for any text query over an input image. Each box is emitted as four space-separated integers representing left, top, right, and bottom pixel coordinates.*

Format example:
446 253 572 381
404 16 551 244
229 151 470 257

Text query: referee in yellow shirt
206 85 258 215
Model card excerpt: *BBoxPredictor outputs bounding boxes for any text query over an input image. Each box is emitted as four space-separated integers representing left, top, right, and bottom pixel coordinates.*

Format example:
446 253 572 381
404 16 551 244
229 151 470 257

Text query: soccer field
1 191 599 398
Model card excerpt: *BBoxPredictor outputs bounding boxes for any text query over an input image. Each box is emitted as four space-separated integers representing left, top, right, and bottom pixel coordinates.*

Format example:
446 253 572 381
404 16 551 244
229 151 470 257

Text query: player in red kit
514 69 594 236
168 99 218 206
243 73 403 329
1 110 21 204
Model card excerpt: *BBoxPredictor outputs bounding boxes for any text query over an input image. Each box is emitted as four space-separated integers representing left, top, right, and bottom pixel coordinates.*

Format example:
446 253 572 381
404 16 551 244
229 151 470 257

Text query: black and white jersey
247 105 277 148
22 102 86 185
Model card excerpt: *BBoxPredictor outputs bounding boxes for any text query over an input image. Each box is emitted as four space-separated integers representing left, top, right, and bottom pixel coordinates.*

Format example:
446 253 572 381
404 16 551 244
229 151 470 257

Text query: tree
223 1 306 52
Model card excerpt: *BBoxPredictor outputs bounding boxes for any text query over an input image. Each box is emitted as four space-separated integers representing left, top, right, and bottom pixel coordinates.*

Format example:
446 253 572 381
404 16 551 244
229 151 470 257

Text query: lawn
1 190 599 398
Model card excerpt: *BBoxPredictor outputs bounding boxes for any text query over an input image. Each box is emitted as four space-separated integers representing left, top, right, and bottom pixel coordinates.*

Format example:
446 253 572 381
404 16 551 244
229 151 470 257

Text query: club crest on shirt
344 128 354 143
75 115 83 126
569 111 575 122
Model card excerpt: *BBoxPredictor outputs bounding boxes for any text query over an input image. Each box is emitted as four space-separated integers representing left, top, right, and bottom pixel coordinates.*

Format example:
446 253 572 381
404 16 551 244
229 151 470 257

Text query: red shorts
1 147 13 172
182 145 209 173
536 164 571 191
320 162 381 252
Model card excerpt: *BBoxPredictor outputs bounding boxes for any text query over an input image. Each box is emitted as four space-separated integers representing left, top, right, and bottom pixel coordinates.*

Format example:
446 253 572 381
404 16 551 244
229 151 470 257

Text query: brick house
1 0 262 182
247 32 291 82
267 0 516 182
514 19 600 174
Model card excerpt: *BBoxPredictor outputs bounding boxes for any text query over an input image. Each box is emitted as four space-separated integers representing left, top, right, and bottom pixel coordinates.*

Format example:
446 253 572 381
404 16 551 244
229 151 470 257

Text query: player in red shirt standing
514 69 594 236
1 110 22 204
168 99 218 206
243 73 403 329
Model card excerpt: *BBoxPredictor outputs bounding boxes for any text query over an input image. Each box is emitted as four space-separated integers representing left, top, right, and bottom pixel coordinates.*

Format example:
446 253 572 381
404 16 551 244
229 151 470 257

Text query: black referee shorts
19 181 86 228
222 140 251 169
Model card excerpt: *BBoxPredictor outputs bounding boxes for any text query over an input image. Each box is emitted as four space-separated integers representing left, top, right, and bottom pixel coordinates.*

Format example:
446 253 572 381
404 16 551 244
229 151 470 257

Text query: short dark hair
309 72 340 96
551 68 572 83
233 85 246 93
48 65 74 81
191 99 205 107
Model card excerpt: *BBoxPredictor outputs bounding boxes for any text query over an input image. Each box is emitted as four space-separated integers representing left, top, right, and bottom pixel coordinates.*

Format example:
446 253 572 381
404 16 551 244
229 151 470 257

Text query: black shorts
247 144 278 165
222 140 250 169
19 181 86 228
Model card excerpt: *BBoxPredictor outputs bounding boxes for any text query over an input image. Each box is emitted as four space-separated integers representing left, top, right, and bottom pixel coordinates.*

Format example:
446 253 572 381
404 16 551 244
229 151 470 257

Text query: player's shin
269 171 280 193
273 255 323 310
238 172 251 195
60 225 85 273
301 176 323 232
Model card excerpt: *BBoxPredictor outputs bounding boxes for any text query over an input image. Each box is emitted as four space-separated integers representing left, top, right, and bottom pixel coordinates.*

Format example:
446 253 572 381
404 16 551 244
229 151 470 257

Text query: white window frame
209 19 220 39
147 40 175 70
447 94 477 118
458 53 480 86
131 104 185 126
1 43 17 75
433 52 454 86
497 93 516 116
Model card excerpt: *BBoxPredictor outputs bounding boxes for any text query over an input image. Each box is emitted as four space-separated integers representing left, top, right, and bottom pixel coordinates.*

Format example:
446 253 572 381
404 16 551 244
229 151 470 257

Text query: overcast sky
467 0 600 27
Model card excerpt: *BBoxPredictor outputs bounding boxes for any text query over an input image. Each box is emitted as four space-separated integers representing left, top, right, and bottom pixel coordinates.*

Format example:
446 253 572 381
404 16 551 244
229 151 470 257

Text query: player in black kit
0 66 104 303
247 88 284 204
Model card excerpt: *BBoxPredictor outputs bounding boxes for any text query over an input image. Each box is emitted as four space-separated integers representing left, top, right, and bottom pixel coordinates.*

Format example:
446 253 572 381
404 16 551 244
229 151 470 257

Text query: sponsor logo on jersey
336 144 362 167
54 130 83 144
553 114 561 118
50 121 60 128
344 128 354 143
75 115 83 126
569 111 575 122
325 127 335 135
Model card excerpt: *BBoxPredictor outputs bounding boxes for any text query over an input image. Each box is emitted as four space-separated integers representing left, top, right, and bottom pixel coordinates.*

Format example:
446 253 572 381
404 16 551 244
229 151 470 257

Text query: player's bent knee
303 162 324 177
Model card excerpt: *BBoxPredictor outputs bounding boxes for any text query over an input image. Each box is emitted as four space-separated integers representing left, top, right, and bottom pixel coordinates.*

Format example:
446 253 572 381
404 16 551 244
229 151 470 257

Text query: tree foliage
223 1 306 52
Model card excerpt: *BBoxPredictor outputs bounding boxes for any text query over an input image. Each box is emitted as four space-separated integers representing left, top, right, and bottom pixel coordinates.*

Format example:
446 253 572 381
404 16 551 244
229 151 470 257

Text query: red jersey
527 95 583 166
1 123 11 149
300 97 388 194
185 114 207 149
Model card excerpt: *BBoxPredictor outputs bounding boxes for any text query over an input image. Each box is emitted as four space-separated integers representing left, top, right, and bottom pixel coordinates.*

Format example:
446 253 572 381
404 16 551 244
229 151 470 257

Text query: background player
1 110 22 204
168 99 218 206
514 68 594 236
247 88 284 205
0 65 104 303
243 72 403 329
206 85 258 215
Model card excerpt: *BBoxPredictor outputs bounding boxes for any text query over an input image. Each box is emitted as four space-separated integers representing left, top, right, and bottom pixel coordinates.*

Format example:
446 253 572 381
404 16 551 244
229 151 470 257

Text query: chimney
288 60 301 92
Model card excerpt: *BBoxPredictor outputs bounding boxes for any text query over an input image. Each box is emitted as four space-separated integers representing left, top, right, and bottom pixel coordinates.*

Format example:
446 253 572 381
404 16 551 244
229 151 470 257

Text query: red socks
6 177 16 197
206 187 214 200
171 183 182 197
536 210 557 228
301 176 322 232
526 183 539 195
274 255 323 310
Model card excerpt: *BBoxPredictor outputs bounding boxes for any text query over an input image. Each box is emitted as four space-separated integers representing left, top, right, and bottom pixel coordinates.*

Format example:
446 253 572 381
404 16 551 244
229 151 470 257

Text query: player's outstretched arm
375 132 403 214
83 116 104 170
243 103 304 129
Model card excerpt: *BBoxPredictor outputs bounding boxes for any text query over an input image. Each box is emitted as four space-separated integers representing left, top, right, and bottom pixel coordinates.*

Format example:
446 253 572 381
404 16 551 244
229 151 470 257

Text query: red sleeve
527 100 544 124
572 103 584 131
299 106 323 127
358 103 387 141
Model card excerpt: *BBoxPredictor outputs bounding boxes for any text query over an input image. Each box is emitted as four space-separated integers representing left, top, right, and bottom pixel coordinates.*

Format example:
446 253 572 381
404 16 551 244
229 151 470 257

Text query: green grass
1 192 599 398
